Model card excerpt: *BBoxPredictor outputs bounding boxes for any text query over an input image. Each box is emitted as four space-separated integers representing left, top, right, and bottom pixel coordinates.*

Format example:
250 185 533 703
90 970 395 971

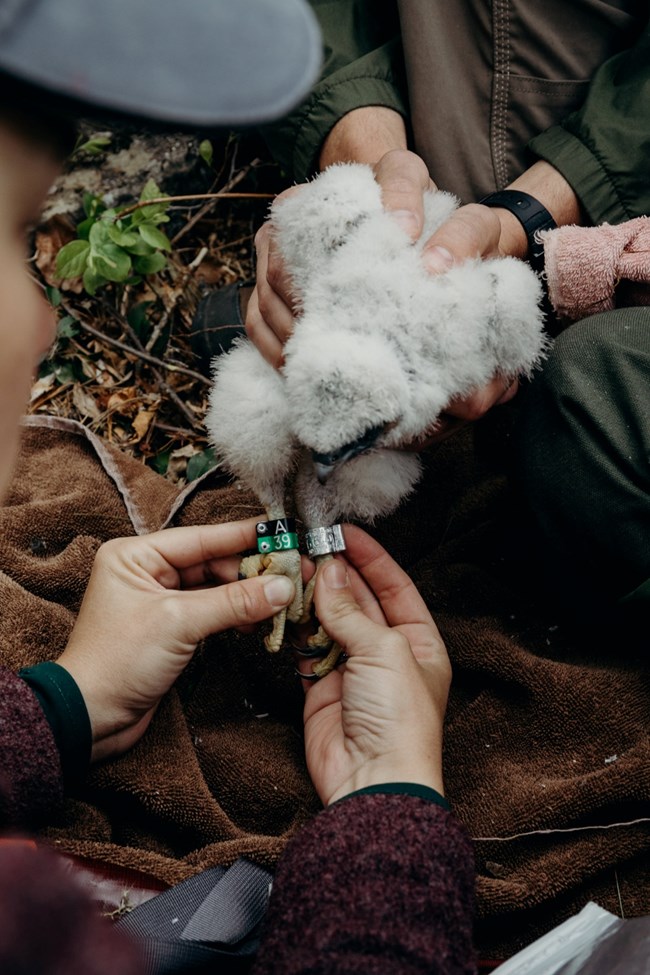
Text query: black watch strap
479 190 557 272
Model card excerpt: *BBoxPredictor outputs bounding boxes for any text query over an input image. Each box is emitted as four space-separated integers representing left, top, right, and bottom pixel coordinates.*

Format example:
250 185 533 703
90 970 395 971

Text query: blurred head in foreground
0 0 320 499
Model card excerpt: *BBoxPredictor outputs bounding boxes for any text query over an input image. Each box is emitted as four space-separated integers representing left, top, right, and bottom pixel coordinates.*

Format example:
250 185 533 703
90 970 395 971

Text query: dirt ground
29 126 285 483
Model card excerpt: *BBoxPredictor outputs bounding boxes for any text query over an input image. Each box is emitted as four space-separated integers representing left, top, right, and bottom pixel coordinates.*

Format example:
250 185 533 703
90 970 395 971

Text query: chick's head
283 328 408 472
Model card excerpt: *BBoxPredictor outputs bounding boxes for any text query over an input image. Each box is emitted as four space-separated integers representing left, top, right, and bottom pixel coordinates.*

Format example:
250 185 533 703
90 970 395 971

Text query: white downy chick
275 163 547 524
206 163 547 661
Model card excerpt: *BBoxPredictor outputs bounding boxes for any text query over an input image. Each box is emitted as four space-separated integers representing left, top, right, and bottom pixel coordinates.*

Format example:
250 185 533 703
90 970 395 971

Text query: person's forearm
320 119 582 266
319 106 407 170
252 793 475 975
495 160 584 260
0 667 64 827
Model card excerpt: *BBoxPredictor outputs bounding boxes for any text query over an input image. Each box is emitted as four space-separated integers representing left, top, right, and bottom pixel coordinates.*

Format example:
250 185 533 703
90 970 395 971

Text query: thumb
180 574 295 641
421 203 502 274
315 560 391 657
373 149 432 242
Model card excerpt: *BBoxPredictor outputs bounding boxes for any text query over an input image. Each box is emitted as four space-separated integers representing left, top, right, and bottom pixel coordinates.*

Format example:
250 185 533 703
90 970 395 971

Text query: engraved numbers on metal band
305 525 346 558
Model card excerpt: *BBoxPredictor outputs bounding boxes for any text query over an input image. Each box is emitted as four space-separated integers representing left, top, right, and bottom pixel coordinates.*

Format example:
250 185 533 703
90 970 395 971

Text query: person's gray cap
0 0 322 126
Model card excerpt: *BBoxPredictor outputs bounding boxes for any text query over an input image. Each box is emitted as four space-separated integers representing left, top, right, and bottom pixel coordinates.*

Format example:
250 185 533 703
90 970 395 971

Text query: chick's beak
311 424 385 484
314 459 337 485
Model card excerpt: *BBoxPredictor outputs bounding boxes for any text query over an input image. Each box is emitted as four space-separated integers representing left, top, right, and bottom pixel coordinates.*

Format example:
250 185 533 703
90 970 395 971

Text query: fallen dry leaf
34 215 83 292
72 384 102 421
106 387 139 417
30 374 56 403
131 408 156 442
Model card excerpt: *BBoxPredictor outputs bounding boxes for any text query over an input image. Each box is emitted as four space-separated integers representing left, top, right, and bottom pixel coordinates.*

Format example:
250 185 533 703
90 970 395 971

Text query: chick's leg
239 508 303 652
300 553 345 678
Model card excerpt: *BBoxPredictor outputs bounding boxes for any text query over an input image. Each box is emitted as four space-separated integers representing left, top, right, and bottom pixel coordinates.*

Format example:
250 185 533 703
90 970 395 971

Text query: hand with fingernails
58 519 297 763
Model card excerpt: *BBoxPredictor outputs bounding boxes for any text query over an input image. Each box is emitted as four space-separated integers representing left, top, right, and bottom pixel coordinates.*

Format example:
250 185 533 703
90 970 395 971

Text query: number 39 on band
257 532 299 554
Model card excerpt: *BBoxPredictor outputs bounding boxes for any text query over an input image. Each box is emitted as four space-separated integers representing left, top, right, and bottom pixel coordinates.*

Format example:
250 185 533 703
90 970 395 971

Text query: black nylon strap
479 189 557 272
116 858 273 973
181 858 272 944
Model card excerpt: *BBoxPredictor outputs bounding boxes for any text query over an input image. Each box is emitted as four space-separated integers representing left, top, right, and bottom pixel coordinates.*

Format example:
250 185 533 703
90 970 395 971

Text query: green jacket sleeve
262 0 408 183
529 21 650 225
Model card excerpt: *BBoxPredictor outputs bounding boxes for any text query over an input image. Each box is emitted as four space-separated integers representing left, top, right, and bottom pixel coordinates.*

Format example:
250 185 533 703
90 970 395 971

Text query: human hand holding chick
246 143 531 440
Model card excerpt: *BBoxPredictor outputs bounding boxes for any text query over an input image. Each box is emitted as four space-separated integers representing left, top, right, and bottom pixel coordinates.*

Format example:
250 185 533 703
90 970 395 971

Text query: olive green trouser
513 308 650 640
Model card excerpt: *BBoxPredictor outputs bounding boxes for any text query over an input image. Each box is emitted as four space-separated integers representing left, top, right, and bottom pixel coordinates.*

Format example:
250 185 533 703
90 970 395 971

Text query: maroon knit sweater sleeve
252 792 477 974
0 845 142 975
0 666 64 827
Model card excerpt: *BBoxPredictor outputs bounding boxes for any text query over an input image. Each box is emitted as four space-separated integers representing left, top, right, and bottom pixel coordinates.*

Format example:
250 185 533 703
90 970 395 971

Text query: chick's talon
306 624 332 652
298 573 316 626
310 643 346 679
239 550 304 653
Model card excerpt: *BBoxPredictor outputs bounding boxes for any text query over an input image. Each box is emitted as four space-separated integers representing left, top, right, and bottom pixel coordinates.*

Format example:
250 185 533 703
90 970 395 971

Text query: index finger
344 558 388 626
129 519 261 571
341 525 439 632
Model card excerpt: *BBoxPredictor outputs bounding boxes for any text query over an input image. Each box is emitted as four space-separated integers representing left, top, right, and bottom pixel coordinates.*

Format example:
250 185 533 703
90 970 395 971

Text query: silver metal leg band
304 524 346 558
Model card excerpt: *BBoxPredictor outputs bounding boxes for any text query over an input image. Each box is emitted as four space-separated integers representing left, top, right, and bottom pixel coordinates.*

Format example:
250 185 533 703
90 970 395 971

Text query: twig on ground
30 381 73 412
171 160 268 246
60 298 204 430
70 312 210 386
153 421 201 440
144 246 209 353
117 192 271 221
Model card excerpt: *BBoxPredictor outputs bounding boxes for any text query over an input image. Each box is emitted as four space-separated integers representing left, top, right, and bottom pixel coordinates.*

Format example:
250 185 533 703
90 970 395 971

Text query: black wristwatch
479 190 557 273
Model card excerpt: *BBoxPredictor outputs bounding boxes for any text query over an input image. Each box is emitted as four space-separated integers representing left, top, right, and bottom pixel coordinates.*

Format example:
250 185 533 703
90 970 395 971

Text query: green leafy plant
198 139 214 167
186 448 217 482
73 133 113 157
55 179 172 296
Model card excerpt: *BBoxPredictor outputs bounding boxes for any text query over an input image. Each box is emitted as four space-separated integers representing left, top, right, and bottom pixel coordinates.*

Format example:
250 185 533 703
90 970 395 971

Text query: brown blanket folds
1 414 648 957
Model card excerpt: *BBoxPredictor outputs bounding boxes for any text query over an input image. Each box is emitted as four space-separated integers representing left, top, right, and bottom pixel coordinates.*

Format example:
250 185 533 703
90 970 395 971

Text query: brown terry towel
542 217 650 322
1 414 648 957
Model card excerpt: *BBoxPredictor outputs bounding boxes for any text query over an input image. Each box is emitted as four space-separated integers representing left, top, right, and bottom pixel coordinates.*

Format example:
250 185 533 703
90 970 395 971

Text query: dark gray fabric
117 867 228 942
181 859 271 945
116 859 273 974
133 939 252 975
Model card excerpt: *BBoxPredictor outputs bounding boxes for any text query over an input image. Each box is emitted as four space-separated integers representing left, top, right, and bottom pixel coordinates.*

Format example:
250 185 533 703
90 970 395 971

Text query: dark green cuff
619 576 650 609
333 782 450 812
19 662 92 785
